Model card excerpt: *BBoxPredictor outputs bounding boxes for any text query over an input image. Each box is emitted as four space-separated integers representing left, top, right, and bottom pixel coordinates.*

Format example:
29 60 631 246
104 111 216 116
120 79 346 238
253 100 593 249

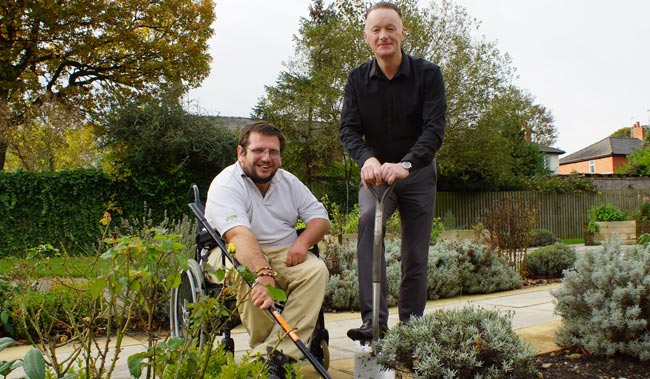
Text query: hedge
0 169 202 258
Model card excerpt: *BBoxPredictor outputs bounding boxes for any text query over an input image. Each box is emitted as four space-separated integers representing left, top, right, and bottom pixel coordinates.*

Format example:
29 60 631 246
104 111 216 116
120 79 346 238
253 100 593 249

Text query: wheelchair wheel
309 310 330 369
170 259 206 347
318 339 330 370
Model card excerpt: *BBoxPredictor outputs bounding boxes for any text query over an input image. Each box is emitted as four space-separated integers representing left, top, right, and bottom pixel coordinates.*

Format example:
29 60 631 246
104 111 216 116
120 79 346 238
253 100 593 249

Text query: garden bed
593 220 650 245
536 347 647 378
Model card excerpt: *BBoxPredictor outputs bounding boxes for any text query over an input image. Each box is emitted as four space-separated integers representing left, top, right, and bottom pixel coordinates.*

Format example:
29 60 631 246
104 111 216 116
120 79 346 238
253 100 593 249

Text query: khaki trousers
236 245 328 360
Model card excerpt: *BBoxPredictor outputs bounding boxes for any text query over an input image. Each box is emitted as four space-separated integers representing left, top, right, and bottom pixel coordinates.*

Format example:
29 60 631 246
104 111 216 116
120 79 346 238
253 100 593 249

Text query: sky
188 0 650 156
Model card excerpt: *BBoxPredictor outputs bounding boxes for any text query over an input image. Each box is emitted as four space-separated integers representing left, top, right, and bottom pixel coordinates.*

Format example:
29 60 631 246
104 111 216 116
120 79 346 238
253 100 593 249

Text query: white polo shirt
205 162 329 248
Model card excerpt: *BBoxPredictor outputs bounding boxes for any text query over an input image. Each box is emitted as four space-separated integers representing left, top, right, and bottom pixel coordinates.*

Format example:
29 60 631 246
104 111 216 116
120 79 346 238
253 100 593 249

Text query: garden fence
435 189 650 239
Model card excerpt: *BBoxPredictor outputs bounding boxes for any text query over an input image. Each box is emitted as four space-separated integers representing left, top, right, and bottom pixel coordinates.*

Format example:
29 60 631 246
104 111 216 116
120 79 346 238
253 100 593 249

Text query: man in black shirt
339 1 446 341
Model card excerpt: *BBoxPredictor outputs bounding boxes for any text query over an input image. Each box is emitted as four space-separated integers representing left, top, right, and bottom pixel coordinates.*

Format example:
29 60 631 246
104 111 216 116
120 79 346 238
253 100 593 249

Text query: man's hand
361 157 383 188
251 275 276 309
286 241 308 267
380 162 410 184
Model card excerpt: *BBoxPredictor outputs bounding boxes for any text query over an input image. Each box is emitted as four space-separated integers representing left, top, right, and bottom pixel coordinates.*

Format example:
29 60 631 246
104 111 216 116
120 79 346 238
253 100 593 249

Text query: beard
242 165 278 184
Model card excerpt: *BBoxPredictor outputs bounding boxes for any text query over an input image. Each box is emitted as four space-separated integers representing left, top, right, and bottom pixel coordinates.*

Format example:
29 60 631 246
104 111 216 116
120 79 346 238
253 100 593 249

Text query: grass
0 255 110 278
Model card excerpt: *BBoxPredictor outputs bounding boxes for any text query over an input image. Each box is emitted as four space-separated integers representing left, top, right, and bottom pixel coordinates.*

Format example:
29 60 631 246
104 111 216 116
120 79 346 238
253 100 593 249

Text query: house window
588 160 595 173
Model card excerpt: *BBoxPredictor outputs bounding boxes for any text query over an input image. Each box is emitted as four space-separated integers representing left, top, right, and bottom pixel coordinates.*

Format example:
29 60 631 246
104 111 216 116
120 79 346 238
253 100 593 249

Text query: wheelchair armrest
197 227 220 251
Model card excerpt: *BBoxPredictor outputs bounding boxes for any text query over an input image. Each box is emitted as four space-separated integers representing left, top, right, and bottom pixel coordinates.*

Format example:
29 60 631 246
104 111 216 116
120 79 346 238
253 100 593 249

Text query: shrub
428 240 523 299
635 201 650 221
323 238 523 310
376 308 537 378
429 217 444 244
427 241 464 300
587 203 627 232
553 240 650 360
385 239 402 307
482 197 536 272
322 197 359 237
0 276 16 337
10 280 95 342
453 240 523 295
638 233 650 247
151 343 269 379
524 243 576 278
322 240 360 311
529 228 558 247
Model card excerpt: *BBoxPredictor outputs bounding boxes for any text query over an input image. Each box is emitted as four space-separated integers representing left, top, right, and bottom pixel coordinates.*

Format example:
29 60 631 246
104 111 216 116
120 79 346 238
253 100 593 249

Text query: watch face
402 162 412 170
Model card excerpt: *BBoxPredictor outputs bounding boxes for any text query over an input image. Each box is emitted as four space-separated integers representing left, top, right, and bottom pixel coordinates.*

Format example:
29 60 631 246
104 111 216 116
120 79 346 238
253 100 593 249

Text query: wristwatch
401 161 413 172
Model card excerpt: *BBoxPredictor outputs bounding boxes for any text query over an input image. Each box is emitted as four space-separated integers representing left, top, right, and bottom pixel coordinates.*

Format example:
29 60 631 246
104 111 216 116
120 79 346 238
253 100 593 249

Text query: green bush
322 240 360 311
638 233 650 247
0 276 16 337
525 243 576 278
426 241 464 300
0 169 112 257
430 217 444 244
587 203 627 232
529 228 558 247
131 333 277 379
553 240 650 360
323 238 522 310
0 169 202 258
376 308 537 378
10 281 95 342
455 240 523 295
635 201 650 221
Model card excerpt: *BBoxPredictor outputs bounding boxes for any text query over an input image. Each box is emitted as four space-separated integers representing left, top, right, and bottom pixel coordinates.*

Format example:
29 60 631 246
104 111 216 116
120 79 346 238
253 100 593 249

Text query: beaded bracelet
256 270 277 278
255 266 273 274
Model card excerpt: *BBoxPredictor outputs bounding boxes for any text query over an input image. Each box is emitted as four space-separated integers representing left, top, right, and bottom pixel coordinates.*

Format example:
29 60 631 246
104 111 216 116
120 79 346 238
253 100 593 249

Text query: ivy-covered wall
0 169 202 258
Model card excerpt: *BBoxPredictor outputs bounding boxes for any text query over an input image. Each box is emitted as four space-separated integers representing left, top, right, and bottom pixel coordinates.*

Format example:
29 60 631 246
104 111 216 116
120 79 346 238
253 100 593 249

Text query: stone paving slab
1 284 563 379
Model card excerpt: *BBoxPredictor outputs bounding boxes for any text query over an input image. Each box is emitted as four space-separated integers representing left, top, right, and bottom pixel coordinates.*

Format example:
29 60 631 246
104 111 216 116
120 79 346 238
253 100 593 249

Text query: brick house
559 122 645 174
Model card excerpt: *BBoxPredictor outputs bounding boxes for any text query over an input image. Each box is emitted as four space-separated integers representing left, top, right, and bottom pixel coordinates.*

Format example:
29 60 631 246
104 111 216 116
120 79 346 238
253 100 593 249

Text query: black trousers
356 162 437 325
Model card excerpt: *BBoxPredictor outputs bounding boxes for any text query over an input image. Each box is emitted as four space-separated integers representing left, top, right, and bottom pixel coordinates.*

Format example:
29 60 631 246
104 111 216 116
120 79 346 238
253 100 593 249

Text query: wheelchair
169 185 330 369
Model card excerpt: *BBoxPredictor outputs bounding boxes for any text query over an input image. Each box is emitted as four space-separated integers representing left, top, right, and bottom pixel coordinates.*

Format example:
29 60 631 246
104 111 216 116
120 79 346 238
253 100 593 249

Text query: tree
0 0 215 169
0 97 101 171
100 93 237 219
617 143 650 175
439 86 550 190
252 0 363 188
611 127 631 138
255 0 557 193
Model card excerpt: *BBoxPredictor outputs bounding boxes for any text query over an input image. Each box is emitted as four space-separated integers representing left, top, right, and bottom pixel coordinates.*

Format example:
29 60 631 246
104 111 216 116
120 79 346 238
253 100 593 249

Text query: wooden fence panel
435 190 650 238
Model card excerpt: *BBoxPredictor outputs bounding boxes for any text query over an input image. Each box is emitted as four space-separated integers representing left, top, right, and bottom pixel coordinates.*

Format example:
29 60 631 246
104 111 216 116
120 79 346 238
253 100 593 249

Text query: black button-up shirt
339 51 446 170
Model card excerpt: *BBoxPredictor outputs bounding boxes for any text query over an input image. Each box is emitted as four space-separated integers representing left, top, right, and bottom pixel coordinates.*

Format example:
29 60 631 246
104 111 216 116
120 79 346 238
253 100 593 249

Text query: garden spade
354 183 395 379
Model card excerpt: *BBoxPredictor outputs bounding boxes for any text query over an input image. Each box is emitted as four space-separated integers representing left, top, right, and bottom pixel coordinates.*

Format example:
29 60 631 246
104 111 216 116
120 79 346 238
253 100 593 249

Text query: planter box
593 220 650 245
438 229 490 242
439 230 475 242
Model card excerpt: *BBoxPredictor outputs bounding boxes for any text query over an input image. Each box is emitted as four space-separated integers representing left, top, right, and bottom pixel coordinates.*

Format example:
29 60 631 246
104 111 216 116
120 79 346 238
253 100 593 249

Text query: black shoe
263 348 296 379
347 319 388 341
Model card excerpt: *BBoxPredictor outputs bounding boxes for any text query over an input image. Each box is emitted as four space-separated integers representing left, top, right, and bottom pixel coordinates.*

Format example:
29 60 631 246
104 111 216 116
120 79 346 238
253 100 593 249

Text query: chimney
632 121 644 140
521 124 531 142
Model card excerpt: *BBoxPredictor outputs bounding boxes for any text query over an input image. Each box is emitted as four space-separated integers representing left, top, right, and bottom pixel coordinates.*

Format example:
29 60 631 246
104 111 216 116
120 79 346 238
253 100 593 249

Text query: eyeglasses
246 147 282 158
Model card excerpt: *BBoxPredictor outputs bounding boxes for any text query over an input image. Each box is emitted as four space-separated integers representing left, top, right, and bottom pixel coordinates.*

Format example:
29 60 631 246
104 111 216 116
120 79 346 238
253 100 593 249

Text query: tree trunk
0 140 6 170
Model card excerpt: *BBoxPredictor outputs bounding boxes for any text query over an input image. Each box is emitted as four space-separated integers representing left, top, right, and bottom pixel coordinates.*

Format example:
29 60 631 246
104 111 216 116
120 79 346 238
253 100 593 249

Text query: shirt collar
369 50 410 80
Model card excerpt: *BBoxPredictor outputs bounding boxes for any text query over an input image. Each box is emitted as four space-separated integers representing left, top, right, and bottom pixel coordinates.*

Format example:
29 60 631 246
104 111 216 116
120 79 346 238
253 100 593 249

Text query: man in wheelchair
204 121 330 378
